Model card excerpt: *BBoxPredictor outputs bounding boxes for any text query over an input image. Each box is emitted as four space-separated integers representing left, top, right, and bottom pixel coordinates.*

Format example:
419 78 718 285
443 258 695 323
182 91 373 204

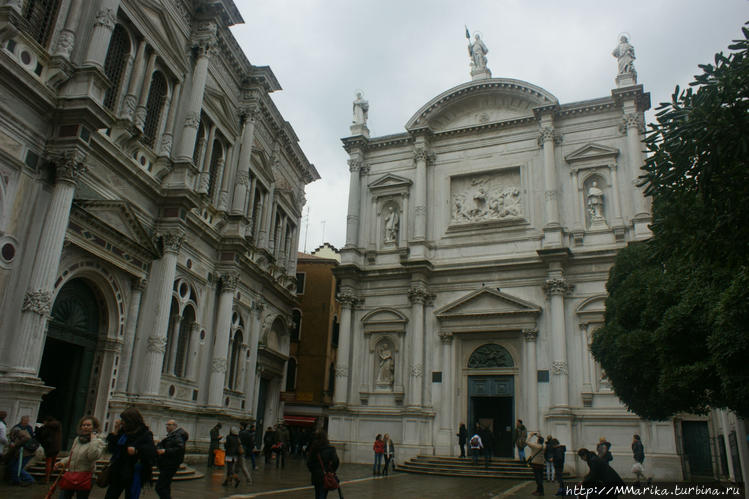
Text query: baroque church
330 34 686 479
0 0 318 448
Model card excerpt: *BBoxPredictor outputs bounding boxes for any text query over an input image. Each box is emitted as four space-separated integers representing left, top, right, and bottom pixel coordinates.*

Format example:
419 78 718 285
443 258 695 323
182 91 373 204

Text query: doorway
467 375 514 457
38 278 102 448
682 421 713 478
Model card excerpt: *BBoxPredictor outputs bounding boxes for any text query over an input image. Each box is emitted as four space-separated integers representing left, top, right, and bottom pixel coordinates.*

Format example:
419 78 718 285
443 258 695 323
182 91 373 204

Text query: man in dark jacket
478 425 493 468
457 423 468 458
208 422 222 469
579 448 625 498
156 419 188 499
239 422 257 471
263 426 276 464
550 438 566 495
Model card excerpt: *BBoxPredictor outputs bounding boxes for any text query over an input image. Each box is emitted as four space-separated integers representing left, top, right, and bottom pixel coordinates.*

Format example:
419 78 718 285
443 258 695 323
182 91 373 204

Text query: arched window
290 309 301 342
163 297 180 373
468 344 514 368
103 25 131 111
285 357 297 392
142 71 167 148
192 116 206 164
207 140 223 199
227 312 244 390
24 0 60 47
174 305 195 377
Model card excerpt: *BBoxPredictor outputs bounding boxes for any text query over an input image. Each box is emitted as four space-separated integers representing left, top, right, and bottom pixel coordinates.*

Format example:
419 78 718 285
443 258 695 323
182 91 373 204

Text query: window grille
103 25 130 111
24 0 60 47
142 71 167 148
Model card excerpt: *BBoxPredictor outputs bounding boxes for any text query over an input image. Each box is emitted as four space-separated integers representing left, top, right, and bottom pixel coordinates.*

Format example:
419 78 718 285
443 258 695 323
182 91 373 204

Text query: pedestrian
54 416 105 499
263 426 275 464
544 434 555 482
36 416 62 483
373 433 384 474
597 437 613 462
551 437 566 495
478 424 493 468
237 422 255 481
155 419 188 499
208 423 222 469
222 427 241 488
383 433 395 475
104 406 157 499
469 428 483 465
578 448 624 498
457 423 467 458
6 423 36 486
0 410 7 456
276 423 290 468
512 419 528 461
631 434 645 484
306 430 339 499
526 432 546 496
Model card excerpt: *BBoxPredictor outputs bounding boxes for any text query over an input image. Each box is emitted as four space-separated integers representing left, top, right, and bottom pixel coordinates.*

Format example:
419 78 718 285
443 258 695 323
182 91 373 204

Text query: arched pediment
576 294 607 324
405 78 558 132
361 307 408 334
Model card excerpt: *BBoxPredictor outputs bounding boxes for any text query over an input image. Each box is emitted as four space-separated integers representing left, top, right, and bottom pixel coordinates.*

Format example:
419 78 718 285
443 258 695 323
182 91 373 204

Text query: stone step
27 459 204 481
399 455 574 480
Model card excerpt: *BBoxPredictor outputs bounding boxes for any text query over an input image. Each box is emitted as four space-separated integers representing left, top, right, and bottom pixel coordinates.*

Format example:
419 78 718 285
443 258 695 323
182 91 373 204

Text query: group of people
372 434 396 475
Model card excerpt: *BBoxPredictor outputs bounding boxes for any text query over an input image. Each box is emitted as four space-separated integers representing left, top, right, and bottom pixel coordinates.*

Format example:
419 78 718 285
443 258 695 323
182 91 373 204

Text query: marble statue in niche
383 205 399 244
586 179 607 228
375 339 395 388
451 171 522 224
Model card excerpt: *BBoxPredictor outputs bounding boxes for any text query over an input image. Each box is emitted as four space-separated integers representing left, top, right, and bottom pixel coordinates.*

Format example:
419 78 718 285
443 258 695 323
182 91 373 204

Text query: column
135 229 184 395
580 324 592 392
174 20 216 163
609 164 623 223
116 278 146 393
52 0 84 60
11 150 87 375
332 290 357 406
538 122 560 227
413 146 428 241
523 328 539 430
159 81 182 157
196 125 216 193
571 170 583 230
407 283 429 408
345 158 362 247
133 52 156 130
208 272 238 406
623 113 649 218
120 39 146 121
166 314 182 374
259 185 275 248
245 301 264 413
83 0 121 68
543 277 572 407
231 107 258 215
186 322 201 381
438 332 454 435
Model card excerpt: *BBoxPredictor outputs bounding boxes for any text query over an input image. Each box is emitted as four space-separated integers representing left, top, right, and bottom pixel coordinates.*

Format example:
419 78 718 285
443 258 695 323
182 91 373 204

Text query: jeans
532 464 544 494
155 467 177 499
545 460 555 481
459 443 466 457
471 448 481 465
314 483 329 499
383 455 393 474
237 455 252 482
518 447 526 461
104 483 135 499
8 454 33 484
373 452 383 473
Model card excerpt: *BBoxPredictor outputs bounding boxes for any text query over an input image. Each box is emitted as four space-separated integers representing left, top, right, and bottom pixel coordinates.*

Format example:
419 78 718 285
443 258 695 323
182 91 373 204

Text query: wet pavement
0 455 541 498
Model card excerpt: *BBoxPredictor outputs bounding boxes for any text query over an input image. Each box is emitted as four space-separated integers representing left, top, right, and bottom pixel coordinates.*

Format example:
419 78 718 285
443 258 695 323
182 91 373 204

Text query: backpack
470 436 479 447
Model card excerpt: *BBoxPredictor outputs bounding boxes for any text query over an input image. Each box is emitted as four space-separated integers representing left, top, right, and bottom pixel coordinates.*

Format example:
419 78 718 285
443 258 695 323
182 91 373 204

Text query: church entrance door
467 375 514 457
39 278 103 448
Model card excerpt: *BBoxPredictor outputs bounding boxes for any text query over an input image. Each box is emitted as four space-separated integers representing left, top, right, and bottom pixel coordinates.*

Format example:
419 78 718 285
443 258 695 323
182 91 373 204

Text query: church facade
330 37 684 479
0 0 318 448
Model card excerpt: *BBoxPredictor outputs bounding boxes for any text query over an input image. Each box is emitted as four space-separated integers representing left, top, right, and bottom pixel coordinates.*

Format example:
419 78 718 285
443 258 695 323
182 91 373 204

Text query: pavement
0 454 545 498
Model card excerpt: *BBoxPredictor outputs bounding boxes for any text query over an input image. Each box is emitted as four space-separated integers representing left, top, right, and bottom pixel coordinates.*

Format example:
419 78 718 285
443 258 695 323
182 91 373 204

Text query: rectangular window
296 272 306 294
537 370 550 383
432 372 442 383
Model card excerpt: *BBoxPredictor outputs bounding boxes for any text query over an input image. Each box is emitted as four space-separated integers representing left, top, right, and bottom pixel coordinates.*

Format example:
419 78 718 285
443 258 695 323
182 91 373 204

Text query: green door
682 421 713 478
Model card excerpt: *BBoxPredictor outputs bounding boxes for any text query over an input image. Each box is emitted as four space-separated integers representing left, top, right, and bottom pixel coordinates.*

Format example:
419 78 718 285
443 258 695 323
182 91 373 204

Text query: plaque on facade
450 169 523 227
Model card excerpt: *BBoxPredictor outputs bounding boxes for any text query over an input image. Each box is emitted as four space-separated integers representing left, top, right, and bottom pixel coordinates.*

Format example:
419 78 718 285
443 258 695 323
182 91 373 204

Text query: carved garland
22 290 52 316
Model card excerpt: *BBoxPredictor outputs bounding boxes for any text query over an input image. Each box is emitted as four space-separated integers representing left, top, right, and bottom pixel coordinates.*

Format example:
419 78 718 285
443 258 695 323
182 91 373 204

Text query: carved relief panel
450 168 524 228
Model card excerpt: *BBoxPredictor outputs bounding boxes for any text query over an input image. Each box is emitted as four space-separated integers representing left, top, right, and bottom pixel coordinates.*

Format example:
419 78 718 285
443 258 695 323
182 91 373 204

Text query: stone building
330 36 686 479
0 0 318 448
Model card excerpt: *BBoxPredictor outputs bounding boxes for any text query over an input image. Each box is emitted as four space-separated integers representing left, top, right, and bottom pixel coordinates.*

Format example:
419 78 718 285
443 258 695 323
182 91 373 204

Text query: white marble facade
330 42 685 480
0 0 318 450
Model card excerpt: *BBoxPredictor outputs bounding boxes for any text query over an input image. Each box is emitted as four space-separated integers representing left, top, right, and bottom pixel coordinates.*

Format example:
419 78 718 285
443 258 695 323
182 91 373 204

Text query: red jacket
373 439 385 454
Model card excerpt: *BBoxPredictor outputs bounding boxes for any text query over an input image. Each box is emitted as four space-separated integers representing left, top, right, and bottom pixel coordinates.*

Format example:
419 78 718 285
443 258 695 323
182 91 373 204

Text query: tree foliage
591 24 749 420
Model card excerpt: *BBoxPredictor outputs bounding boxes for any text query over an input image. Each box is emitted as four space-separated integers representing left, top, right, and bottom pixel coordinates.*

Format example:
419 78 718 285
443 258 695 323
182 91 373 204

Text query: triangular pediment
204 86 240 135
74 200 158 256
136 1 189 68
565 143 620 163
436 288 541 319
368 173 412 191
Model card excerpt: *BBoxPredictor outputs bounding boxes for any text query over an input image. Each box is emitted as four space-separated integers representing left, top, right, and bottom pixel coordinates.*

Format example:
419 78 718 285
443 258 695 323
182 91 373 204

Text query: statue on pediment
468 33 488 71
612 35 636 75
352 92 369 126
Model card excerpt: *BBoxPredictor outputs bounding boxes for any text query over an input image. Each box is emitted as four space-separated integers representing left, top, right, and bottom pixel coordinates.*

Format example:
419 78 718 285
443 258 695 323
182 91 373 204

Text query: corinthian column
332 290 358 406
134 52 157 131
407 283 431 408
245 300 264 413
117 278 146 393
543 276 573 408
413 146 429 241
52 0 84 60
11 150 87 376
522 328 539 430
231 107 259 215
175 20 216 163
345 159 362 248
83 0 122 68
622 113 649 218
208 272 238 407
538 124 560 228
135 230 184 395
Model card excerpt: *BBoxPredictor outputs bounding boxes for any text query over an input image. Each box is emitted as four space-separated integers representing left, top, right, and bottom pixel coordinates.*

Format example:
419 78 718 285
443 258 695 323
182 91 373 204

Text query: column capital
251 300 265 314
347 159 362 173
192 20 218 57
132 277 147 291
156 229 185 255
522 328 539 342
438 331 453 344
94 8 116 31
537 126 562 147
543 277 573 296
620 113 645 134
235 171 250 186
337 290 360 308
239 106 260 125
22 290 52 317
219 272 240 292
413 146 435 165
54 149 88 185
408 285 433 304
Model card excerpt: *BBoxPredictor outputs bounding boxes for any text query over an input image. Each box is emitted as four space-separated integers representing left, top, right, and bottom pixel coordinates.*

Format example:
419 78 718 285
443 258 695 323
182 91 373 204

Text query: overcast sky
230 1 747 252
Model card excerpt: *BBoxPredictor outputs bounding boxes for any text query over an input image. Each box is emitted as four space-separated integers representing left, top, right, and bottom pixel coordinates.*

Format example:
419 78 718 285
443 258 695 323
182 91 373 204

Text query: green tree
591 24 749 420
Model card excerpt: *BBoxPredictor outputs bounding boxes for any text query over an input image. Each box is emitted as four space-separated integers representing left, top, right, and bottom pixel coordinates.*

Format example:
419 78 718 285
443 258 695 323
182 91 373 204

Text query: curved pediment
406 78 558 132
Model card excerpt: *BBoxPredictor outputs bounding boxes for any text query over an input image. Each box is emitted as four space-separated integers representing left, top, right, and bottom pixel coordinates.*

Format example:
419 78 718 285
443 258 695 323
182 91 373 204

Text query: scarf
78 434 91 444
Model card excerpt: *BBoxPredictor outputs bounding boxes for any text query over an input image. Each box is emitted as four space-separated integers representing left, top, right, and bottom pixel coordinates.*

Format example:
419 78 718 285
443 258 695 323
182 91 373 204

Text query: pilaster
332 289 359 407
207 271 239 406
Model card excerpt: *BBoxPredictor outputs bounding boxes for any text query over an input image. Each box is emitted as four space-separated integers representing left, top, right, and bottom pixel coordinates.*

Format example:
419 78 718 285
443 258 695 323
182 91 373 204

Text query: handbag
59 444 93 491
317 453 339 491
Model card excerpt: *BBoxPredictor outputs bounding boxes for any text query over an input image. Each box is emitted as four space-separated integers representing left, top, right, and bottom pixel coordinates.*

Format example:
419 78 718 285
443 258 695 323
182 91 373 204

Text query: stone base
616 72 637 88
0 376 53 426
471 68 492 81
349 124 369 138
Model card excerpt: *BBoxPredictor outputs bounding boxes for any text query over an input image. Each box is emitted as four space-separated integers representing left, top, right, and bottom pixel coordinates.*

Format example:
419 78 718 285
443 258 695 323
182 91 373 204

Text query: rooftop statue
466 27 491 80
612 35 636 75
352 91 369 126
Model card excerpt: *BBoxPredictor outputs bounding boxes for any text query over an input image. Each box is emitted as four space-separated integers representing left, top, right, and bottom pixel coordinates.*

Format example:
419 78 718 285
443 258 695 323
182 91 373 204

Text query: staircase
398 455 573 480
27 458 204 481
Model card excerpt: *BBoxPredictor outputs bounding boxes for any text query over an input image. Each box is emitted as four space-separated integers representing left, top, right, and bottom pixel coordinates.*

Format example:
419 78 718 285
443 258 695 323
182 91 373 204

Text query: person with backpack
307 430 339 499
469 428 483 466
155 419 188 499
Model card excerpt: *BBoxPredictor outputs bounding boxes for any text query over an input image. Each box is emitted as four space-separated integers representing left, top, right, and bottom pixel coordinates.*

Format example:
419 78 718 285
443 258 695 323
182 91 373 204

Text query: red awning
284 415 317 427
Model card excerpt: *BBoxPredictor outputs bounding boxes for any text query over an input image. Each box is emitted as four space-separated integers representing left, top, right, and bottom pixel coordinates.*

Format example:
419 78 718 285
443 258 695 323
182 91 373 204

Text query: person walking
469 428 483 466
306 430 339 499
222 427 241 487
544 435 555 483
104 407 157 499
54 416 105 499
263 426 276 465
373 434 385 474
208 423 222 470
550 437 566 495
526 432 546 496
6 415 37 486
457 423 468 458
237 422 254 482
383 434 395 475
276 423 290 469
631 434 645 484
478 424 493 468
597 437 613 462
155 419 188 499
512 419 528 461
36 415 62 483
